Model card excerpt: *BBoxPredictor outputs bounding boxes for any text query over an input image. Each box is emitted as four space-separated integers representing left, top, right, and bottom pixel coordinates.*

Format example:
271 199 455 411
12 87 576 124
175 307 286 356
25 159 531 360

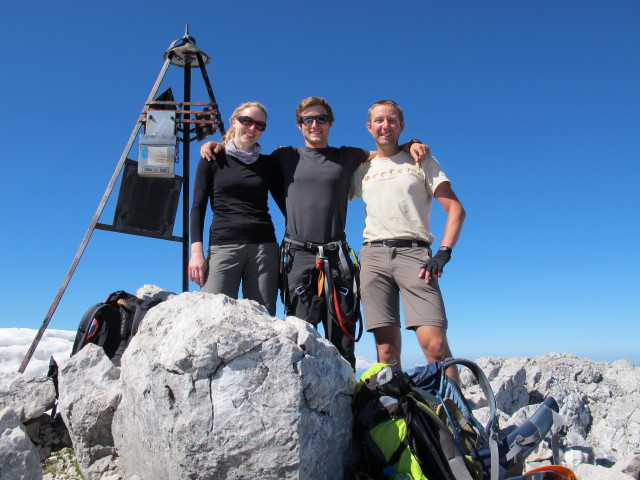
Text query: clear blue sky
1 1 638 366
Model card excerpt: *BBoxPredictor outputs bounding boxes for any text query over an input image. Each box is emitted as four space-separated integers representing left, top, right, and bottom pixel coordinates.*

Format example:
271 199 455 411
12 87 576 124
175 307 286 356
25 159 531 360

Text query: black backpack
71 290 161 366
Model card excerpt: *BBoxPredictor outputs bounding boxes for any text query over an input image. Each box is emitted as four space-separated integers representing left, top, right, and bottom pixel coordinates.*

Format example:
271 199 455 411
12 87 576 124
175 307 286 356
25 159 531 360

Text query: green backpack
352 360 565 480
352 363 488 480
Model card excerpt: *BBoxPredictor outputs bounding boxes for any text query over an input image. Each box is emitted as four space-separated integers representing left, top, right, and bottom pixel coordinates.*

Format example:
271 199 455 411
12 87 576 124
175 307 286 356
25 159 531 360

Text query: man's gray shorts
359 243 448 331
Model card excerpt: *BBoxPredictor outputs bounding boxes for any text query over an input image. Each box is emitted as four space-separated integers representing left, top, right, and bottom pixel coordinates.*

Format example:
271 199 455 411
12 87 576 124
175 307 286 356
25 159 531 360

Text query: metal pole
196 52 226 137
18 59 172 373
181 63 191 292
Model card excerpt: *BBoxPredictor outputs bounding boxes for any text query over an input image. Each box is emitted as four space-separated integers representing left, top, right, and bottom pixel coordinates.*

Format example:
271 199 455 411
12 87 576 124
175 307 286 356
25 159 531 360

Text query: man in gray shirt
275 97 370 369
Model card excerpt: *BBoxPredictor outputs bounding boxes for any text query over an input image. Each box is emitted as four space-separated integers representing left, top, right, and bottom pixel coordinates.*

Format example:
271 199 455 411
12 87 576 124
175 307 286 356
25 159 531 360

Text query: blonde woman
189 102 285 315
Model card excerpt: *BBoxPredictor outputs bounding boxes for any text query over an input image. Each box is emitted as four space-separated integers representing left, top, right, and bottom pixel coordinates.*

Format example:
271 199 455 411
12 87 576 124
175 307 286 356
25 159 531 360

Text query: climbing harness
281 233 363 342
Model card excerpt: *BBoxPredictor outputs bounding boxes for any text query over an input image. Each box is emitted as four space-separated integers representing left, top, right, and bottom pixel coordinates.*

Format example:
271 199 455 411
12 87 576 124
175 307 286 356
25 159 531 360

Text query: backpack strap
550 412 565 466
441 358 501 480
547 403 566 465
503 398 564 464
130 297 161 336
109 291 161 364
408 395 474 480
360 422 411 479
441 358 498 432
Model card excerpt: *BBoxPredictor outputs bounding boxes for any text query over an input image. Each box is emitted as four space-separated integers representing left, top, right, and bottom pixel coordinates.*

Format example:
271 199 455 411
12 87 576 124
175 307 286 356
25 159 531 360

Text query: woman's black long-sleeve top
189 153 286 246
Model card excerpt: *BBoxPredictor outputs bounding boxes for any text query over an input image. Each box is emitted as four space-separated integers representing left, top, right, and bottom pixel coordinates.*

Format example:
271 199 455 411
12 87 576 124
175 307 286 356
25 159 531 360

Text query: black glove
422 249 452 275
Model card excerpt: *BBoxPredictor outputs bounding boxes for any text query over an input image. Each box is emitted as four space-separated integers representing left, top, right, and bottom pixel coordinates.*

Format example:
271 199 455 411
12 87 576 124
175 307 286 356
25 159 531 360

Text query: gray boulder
487 357 529 415
525 354 640 475
57 343 123 480
459 357 528 414
461 353 640 477
0 371 55 423
0 406 43 480
136 284 176 303
575 463 635 480
112 292 355 480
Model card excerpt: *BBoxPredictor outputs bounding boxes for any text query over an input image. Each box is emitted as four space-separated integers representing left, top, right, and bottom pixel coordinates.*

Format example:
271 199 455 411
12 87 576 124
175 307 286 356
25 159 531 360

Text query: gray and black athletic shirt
272 146 369 244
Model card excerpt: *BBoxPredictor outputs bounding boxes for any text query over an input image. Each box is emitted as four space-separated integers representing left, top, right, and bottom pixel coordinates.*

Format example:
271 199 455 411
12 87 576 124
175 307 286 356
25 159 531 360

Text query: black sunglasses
298 114 330 125
237 116 267 131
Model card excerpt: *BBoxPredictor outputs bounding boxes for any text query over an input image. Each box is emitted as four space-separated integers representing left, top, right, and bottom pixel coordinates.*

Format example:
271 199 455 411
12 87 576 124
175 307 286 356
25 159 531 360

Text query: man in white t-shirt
351 100 466 380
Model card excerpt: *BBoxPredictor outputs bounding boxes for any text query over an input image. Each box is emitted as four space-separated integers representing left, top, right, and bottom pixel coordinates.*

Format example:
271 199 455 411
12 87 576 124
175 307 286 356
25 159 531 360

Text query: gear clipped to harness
280 234 363 344
317 243 362 343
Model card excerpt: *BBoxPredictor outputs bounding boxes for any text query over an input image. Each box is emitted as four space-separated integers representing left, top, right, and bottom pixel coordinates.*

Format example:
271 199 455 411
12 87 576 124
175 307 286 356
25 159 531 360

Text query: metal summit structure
18 27 225 373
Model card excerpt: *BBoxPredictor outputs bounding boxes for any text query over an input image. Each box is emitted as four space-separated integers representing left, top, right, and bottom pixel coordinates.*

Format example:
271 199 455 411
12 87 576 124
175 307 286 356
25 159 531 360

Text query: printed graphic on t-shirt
356 155 445 244
363 164 417 183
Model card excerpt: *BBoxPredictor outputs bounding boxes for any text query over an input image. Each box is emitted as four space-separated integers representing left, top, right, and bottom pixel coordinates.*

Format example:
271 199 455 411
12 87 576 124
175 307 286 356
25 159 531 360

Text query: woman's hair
224 102 268 143
295 97 335 124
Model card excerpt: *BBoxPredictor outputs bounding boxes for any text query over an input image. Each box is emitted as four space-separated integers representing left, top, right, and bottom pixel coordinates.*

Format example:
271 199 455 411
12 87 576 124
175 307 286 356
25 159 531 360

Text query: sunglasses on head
237 116 267 131
298 114 330 125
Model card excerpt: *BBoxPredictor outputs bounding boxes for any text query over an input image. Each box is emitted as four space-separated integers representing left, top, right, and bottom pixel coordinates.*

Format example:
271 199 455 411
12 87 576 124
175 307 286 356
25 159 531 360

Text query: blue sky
1 1 638 367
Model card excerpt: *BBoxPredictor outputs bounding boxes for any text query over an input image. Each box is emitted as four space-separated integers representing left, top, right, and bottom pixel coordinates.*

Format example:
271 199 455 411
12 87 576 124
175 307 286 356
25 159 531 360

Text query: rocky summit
461 354 640 479
1 286 638 480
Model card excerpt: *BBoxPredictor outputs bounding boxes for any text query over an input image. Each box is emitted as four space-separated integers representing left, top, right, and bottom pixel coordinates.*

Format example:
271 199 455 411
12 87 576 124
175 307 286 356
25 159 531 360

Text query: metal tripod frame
18 30 225 373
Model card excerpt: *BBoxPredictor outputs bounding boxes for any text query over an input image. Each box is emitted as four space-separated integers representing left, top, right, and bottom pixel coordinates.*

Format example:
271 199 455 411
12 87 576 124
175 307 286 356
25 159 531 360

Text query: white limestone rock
490 358 529 415
135 284 176 303
575 462 635 480
526 354 640 469
57 343 123 480
0 371 55 423
462 353 640 477
112 292 355 480
0 406 43 480
464 357 529 414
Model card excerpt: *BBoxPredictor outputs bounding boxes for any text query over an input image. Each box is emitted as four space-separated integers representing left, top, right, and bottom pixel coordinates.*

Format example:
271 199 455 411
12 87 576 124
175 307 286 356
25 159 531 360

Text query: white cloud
1 327 379 377
0 328 74 375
